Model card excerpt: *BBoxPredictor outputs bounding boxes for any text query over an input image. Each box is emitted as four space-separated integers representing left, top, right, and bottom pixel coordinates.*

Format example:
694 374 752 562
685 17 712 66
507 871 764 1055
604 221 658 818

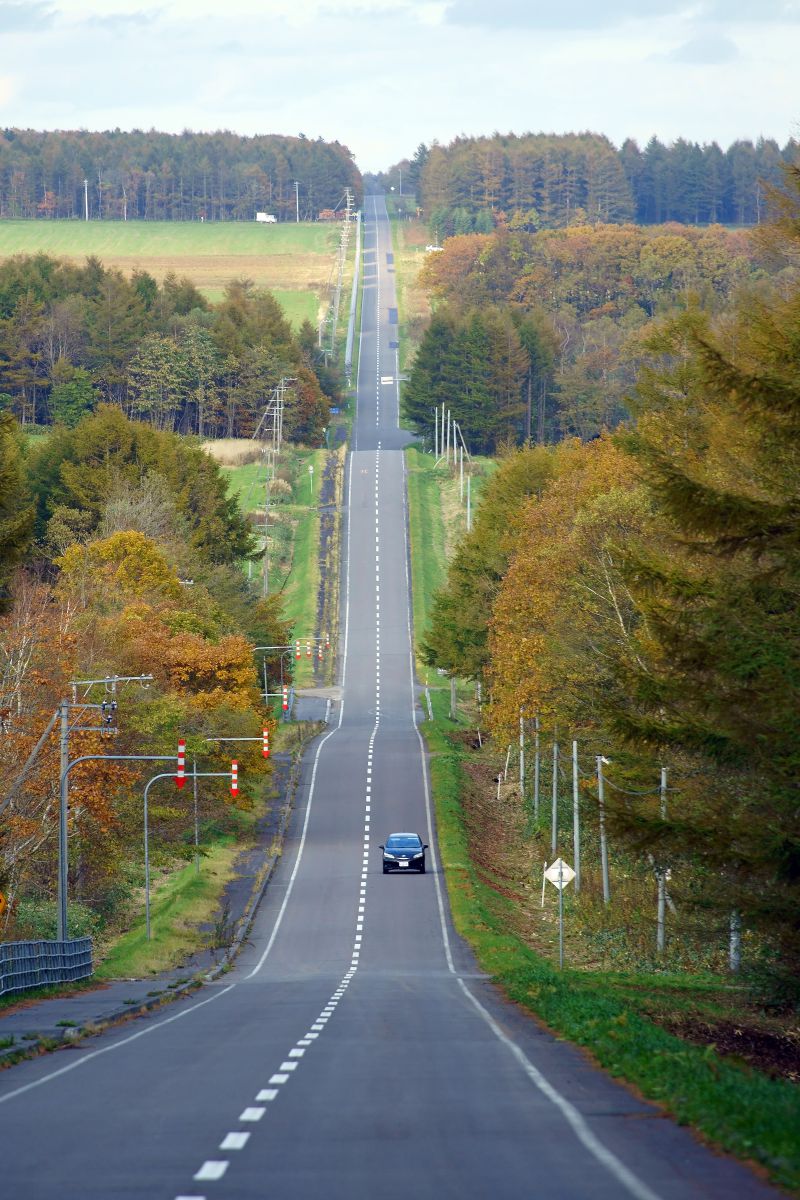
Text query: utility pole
57 703 70 941
597 756 611 904
519 709 525 802
729 910 741 973
55 674 153 939
295 180 300 223
254 377 291 598
572 739 581 893
551 736 559 854
83 178 89 221
657 766 667 952
193 759 200 875
533 715 540 820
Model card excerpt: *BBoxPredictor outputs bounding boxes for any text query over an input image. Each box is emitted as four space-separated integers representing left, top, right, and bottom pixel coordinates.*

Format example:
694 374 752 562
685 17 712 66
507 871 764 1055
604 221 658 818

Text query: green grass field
0 219 339 327
0 219 336 258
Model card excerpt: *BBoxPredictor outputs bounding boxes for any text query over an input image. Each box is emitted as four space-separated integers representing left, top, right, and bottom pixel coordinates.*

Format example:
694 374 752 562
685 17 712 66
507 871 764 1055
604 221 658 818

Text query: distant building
255 212 277 223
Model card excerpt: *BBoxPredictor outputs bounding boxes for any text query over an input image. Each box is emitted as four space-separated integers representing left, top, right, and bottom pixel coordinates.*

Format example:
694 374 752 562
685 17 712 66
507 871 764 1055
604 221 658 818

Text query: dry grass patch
100 253 331 297
202 439 262 467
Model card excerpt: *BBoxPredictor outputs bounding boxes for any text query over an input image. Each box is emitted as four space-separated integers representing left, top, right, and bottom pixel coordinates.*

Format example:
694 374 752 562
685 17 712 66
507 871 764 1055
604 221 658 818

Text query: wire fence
0 937 93 997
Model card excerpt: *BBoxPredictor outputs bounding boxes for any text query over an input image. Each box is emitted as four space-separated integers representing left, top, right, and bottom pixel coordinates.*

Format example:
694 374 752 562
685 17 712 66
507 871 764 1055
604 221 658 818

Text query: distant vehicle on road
380 832 428 874
255 212 277 223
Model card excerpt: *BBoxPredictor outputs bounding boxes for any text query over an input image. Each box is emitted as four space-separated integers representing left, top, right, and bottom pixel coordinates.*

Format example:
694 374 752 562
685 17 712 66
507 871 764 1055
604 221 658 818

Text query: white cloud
663 32 740 63
0 1 56 31
0 1 795 170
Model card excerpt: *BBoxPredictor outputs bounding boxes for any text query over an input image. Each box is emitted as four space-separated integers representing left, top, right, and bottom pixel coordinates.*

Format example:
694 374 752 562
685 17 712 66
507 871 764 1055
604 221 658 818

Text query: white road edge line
245 448 356 980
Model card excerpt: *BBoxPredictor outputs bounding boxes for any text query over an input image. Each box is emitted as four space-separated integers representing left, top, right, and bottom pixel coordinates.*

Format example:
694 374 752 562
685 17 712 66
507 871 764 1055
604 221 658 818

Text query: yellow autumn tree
487 436 654 744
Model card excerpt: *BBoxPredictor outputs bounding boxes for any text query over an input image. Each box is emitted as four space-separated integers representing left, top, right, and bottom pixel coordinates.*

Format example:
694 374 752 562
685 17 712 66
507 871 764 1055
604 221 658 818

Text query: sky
0 0 797 171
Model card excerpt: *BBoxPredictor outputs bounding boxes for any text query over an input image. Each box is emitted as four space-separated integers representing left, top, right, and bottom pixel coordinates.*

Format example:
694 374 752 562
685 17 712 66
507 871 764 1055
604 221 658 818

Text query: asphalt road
0 195 782 1200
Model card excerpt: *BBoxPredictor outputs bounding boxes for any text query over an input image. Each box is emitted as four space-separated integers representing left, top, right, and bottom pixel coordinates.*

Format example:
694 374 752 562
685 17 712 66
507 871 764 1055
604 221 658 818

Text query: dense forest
0 405 291 940
403 220 776 450
0 129 362 221
383 133 795 237
0 253 337 441
421 163 800 992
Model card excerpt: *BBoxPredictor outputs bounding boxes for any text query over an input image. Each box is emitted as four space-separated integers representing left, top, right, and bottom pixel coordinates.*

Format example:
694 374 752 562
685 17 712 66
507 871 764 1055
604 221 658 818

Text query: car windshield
386 835 421 850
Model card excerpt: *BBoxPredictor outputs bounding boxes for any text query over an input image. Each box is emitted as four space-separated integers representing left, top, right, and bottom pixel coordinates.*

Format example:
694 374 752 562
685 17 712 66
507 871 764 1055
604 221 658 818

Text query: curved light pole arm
58 753 178 942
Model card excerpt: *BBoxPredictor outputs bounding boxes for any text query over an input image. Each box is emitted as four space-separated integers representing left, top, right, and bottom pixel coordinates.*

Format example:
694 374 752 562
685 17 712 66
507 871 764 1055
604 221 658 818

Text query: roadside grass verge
388 213 431 377
0 976 97 1013
405 446 448 671
218 441 327 690
94 833 246 980
423 686 800 1193
405 444 496 673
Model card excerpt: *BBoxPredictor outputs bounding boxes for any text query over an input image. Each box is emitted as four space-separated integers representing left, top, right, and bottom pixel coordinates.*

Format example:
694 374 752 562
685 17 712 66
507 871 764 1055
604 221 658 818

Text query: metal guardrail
0 938 93 997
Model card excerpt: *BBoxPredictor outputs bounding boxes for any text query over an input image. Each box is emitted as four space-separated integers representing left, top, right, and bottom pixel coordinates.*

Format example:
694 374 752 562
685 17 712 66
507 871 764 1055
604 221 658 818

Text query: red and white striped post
295 639 301 660
282 685 289 712
176 738 186 789
306 639 311 659
263 728 270 758
325 631 330 651
318 641 323 662
230 760 238 796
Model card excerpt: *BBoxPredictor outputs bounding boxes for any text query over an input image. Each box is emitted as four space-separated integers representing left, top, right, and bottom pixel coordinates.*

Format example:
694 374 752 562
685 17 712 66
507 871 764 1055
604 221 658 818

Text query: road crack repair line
178 453 383 1200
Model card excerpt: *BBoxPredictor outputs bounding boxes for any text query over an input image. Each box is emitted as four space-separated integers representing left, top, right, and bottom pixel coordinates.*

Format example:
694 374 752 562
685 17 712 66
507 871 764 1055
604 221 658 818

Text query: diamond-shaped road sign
544 858 575 889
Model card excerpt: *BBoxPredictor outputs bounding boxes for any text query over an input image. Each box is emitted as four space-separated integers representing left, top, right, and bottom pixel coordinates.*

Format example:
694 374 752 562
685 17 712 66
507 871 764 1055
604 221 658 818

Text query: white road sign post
544 857 576 969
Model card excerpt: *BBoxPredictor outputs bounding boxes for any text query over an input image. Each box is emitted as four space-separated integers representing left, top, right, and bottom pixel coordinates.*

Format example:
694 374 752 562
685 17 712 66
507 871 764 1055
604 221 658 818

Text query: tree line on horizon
380 132 795 238
0 129 362 222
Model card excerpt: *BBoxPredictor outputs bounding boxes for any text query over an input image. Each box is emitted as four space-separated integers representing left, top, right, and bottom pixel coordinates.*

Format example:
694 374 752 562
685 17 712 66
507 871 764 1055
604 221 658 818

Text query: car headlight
383 852 395 859
412 852 423 858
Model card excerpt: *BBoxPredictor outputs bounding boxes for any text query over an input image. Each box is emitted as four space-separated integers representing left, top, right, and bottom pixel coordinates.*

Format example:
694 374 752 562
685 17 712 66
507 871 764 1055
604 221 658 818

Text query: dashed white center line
220 1133 250 1151
256 1089 279 1101
239 1107 266 1122
194 1162 228 1182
